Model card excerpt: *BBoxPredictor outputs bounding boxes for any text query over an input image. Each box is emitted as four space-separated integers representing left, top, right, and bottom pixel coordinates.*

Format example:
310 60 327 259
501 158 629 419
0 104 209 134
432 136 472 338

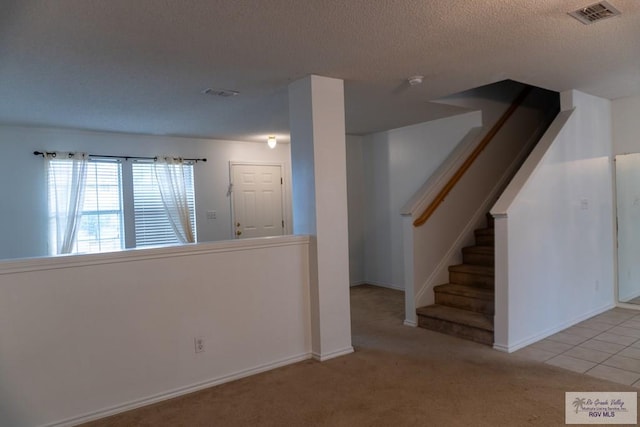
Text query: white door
231 163 285 239
616 153 640 304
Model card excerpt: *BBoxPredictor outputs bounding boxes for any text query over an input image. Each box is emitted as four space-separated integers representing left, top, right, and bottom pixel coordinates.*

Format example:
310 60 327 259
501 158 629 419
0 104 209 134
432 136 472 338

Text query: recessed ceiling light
202 88 240 97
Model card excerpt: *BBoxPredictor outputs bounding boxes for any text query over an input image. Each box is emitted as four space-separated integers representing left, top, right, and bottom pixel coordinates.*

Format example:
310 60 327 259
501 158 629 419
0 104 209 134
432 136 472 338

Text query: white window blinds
47 158 124 254
132 162 196 247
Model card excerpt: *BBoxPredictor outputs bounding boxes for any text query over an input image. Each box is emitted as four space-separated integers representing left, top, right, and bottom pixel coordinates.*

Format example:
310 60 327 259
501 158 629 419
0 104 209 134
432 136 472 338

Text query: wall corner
560 90 575 111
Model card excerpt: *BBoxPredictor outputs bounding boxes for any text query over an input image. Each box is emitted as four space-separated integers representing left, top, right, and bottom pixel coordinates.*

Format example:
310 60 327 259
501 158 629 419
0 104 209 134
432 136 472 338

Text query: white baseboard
403 319 417 327
49 352 312 427
350 281 368 287
362 281 404 291
312 346 354 362
619 288 640 304
615 302 640 311
493 303 615 353
492 343 510 353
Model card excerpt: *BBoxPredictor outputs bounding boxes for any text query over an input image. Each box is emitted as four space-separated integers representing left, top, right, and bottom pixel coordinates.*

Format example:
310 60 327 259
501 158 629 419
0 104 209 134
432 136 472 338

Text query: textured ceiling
0 0 638 142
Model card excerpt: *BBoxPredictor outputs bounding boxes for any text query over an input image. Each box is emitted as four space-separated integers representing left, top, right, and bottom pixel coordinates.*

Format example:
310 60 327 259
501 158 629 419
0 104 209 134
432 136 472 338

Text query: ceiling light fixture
267 136 277 149
408 75 424 86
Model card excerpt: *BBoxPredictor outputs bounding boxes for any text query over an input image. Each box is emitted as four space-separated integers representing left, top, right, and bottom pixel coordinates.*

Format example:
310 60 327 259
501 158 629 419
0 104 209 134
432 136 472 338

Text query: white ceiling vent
569 1 621 25
202 88 239 97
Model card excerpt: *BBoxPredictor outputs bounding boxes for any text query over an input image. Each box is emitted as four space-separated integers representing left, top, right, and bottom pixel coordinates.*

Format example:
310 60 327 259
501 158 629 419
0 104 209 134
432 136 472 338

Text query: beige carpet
84 285 634 426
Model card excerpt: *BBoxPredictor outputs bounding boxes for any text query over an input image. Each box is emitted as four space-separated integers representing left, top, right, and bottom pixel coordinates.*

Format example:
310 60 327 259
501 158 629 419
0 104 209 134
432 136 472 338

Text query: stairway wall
405 86 559 325
350 111 482 289
348 81 544 290
492 90 615 352
346 135 366 285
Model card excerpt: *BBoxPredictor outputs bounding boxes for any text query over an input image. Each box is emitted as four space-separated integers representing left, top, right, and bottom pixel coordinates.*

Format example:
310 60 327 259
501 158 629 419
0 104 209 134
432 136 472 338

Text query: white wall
492 90 615 352
346 134 365 285
0 236 311 427
612 94 640 155
359 111 482 289
0 125 292 260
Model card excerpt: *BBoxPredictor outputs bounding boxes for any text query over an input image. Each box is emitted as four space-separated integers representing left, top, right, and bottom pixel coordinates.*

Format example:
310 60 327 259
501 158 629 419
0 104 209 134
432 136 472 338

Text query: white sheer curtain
153 156 195 243
46 152 89 254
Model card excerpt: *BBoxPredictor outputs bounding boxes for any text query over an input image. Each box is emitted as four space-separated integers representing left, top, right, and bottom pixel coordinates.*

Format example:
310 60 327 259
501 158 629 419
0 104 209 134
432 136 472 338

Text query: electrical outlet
206 211 217 220
194 337 205 353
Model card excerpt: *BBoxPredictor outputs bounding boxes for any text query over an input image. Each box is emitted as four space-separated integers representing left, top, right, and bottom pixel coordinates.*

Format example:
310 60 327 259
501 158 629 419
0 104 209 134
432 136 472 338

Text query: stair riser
434 292 494 315
449 271 494 288
486 214 495 228
417 316 493 345
462 253 494 267
417 215 497 346
475 235 494 246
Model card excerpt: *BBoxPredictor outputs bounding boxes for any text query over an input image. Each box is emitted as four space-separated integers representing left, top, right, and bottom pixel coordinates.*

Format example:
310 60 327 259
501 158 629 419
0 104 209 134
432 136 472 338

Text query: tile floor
514 307 640 387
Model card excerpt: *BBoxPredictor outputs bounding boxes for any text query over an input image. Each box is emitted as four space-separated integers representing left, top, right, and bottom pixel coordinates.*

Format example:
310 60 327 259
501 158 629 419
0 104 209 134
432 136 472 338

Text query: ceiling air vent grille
569 1 621 24
202 88 240 97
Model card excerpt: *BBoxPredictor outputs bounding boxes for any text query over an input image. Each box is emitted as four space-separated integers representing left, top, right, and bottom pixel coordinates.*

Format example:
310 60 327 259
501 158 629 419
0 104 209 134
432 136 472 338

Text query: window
76 160 124 253
48 159 124 254
132 162 196 247
47 156 197 255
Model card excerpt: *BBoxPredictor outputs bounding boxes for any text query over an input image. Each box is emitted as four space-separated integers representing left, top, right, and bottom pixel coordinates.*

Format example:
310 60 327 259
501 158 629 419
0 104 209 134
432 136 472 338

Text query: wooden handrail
413 85 533 227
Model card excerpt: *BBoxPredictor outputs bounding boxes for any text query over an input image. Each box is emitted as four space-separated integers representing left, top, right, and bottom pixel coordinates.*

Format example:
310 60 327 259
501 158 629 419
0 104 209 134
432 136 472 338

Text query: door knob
236 222 241 227
236 230 242 236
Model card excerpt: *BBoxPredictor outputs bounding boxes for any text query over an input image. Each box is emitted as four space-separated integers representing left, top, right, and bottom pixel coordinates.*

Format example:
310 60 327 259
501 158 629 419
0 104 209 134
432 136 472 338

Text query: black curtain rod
33 151 206 163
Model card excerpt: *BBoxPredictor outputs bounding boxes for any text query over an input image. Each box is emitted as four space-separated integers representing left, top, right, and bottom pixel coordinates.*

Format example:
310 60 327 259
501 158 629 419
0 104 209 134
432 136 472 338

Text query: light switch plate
580 198 589 210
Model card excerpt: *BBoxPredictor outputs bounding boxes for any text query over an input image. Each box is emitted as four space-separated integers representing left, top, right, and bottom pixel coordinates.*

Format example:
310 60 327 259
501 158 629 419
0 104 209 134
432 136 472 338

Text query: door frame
613 153 640 310
228 161 290 238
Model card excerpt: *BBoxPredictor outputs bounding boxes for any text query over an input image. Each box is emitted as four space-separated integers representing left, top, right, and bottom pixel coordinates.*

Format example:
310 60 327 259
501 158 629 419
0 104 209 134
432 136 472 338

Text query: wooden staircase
416 214 495 345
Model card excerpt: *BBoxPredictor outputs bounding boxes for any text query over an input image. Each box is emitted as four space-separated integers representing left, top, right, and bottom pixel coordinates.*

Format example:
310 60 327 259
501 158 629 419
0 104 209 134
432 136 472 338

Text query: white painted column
288 75 353 361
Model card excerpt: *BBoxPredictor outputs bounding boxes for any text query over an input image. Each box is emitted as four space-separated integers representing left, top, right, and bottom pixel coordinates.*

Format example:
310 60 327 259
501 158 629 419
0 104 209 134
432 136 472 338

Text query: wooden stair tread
434 283 494 300
449 264 494 276
417 212 497 345
417 305 494 332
